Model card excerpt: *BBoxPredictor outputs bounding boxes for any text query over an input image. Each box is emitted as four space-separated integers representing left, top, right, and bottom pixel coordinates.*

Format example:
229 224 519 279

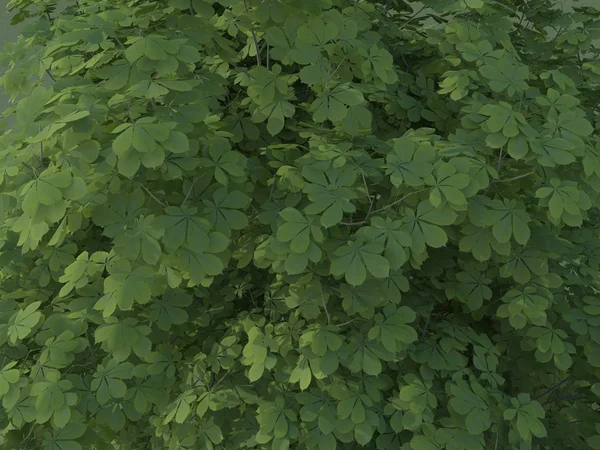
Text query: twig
138 183 167 208
336 318 358 328
535 376 572 401
491 172 533 184
420 304 434 341
398 5 426 31
542 394 581 406
258 41 267 54
340 188 428 226
182 177 199 206
486 147 505 194
266 43 270 70
325 57 347 86
321 291 331 326
242 0 261 66
360 169 375 217
39 143 44 167
86 327 98 367
267 180 276 203
497 146 504 173
210 368 232 391
114 35 125 50
45 70 56 82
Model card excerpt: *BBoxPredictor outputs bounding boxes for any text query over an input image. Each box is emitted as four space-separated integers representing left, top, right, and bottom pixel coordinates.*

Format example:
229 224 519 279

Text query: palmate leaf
149 291 192 331
531 136 576 167
290 17 338 64
125 35 180 63
253 97 296 136
154 205 221 253
488 199 531 245
199 138 247 185
459 224 511 261
310 83 364 123
448 379 491 435
94 260 154 317
111 119 174 176
503 394 546 442
202 187 250 236
357 217 411 270
457 40 503 65
479 58 529 96
112 215 164 265
7 302 42 345
339 338 384 376
42 423 86 450
385 137 435 187
359 44 397 83
277 207 324 253
478 101 528 139
452 264 493 310
330 241 390 286
368 305 418 352
94 318 152 362
428 162 470 207
402 200 457 254
535 179 591 225
303 166 357 228
0 362 19 396
91 359 134 405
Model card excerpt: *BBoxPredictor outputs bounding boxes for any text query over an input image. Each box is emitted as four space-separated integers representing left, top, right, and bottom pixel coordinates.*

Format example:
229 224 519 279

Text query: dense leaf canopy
0 0 599 448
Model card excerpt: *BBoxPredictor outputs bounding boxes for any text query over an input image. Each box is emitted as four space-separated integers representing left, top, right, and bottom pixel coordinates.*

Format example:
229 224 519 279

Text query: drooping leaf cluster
0 0 598 449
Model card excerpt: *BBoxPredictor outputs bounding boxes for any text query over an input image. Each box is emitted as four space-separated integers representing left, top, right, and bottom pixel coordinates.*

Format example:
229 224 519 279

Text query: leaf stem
138 183 168 208
182 177 200 206
535 376 572 401
242 0 261 67
321 291 331 325
340 188 428 226
492 171 533 184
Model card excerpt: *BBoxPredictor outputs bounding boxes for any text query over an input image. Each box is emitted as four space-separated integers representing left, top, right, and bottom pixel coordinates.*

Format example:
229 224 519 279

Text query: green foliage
0 0 599 448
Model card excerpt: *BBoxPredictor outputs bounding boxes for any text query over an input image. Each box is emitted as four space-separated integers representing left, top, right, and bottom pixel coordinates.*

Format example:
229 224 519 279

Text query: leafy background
0 0 599 449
